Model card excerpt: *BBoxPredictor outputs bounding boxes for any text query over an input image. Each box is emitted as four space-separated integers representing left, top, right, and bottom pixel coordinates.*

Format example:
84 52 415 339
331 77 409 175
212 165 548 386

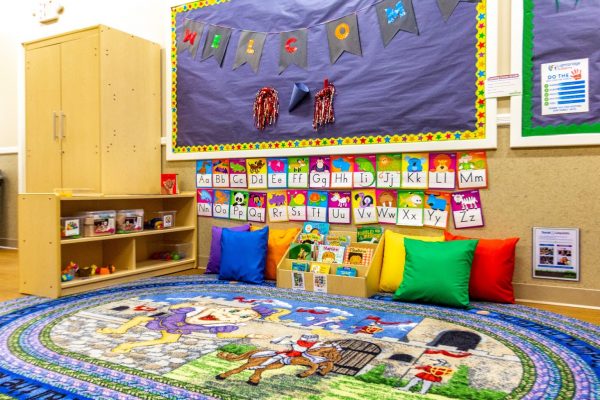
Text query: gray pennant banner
178 19 204 59
326 14 362 64
201 25 232 67
233 31 267 73
376 0 418 47
279 29 308 74
437 0 461 21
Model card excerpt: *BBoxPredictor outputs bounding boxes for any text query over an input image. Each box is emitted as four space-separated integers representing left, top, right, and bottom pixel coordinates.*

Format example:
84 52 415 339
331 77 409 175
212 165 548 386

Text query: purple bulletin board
170 0 497 159
512 0 600 147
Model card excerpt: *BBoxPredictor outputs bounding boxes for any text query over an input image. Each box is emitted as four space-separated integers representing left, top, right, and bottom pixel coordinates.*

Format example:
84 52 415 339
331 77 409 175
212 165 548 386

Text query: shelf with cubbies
276 231 384 298
18 193 197 298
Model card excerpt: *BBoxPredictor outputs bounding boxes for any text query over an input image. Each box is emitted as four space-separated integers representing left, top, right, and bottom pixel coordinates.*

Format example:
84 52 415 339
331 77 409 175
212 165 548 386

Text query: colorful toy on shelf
61 261 79 282
97 265 116 275
77 264 95 278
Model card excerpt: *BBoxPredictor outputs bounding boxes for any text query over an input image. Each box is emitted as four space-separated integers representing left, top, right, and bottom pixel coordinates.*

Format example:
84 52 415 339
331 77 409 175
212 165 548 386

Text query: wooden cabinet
24 25 161 194
18 193 197 298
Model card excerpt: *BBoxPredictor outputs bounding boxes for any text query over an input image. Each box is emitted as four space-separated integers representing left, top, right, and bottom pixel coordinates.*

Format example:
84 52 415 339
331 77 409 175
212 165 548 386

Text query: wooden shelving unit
18 193 197 298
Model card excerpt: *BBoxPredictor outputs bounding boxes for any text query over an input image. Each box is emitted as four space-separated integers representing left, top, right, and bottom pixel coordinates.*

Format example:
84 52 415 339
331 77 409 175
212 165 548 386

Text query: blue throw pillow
219 227 269 284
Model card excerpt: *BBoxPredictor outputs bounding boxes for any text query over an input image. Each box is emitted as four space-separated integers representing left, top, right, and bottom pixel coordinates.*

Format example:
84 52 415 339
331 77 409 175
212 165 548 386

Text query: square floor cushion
205 224 251 274
379 230 444 292
393 238 478 308
445 231 519 303
265 228 300 280
219 227 269 284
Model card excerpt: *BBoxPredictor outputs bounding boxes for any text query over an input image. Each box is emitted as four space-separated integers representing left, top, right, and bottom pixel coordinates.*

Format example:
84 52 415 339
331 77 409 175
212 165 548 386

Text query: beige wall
0 155 18 248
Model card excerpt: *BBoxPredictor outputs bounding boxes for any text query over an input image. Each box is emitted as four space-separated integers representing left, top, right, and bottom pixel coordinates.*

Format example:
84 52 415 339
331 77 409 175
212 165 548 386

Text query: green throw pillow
393 238 478 308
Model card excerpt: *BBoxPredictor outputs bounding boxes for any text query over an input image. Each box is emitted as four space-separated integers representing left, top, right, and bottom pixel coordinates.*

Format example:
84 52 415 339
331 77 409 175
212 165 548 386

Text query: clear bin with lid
60 217 82 239
145 210 177 230
77 210 116 237
116 209 144 233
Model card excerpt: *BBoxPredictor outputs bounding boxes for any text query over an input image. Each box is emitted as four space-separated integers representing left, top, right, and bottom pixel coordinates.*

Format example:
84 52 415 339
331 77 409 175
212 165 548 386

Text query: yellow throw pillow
379 230 444 292
265 227 300 280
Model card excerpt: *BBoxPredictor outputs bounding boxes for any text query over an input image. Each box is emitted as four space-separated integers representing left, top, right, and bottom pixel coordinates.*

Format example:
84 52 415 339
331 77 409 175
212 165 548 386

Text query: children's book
357 226 383 243
302 222 330 236
336 266 358 277
161 174 179 195
297 233 323 245
325 234 351 247
310 263 331 274
344 247 374 266
288 243 312 260
316 245 346 264
291 261 309 272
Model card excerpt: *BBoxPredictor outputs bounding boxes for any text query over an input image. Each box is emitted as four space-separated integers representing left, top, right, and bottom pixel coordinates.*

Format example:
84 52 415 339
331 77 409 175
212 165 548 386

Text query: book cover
356 226 383 243
161 173 179 195
327 191 352 224
376 189 398 224
309 263 331 274
196 160 213 188
267 158 288 188
317 245 346 264
330 155 354 188
212 160 230 188
397 191 425 227
287 190 308 221
336 266 358 277
307 191 328 223
196 189 213 217
309 156 331 188
352 189 378 224
229 190 249 221
302 222 330 236
376 154 402 189
297 233 323 245
267 190 288 222
428 152 456 190
287 157 310 188
229 158 248 188
353 155 377 188
457 151 488 189
247 192 267 223
291 261 309 272
344 247 374 266
401 153 428 189
288 243 312 260
325 234 351 247
424 191 451 229
247 158 268 189
451 190 484 229
212 190 231 219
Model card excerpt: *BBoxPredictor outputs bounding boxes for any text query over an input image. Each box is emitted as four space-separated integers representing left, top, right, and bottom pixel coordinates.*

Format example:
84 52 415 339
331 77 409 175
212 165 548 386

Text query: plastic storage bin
145 210 177 230
150 241 191 261
116 209 144 234
77 210 116 237
60 217 82 239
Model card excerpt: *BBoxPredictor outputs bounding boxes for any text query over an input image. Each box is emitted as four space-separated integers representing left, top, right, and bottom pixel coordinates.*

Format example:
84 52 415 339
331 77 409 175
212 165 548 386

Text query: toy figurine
61 261 79 282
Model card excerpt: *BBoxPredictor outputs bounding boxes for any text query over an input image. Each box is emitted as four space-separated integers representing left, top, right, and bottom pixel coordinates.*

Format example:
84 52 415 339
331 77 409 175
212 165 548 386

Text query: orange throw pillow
265 228 300 280
444 231 519 303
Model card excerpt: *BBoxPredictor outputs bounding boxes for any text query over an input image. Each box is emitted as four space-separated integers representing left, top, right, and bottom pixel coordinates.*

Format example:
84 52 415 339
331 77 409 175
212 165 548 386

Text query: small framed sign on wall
532 227 579 281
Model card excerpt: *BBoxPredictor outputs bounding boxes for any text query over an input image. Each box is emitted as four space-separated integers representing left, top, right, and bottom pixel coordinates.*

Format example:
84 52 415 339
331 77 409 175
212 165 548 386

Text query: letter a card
353 155 377 188
457 151 488 189
428 152 456 190
247 192 267 223
267 158 288 188
376 154 402 189
376 189 398 225
307 190 328 223
229 158 248 188
287 190 308 221
229 190 249 221
401 153 428 189
287 157 310 188
424 191 450 229
309 156 331 189
330 155 354 189
328 191 352 224
451 190 484 229
196 189 213 217
267 190 289 222
212 160 230 188
397 191 424 227
212 190 231 219
196 160 213 188
351 189 378 225
247 158 268 189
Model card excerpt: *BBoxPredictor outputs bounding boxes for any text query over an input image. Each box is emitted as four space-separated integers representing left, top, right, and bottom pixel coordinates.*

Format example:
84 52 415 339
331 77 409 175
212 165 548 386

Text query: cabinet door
25 45 62 192
60 34 101 191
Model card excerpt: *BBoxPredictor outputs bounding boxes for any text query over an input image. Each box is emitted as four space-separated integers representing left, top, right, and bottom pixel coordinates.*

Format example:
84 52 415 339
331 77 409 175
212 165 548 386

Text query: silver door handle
53 112 58 140
60 112 66 139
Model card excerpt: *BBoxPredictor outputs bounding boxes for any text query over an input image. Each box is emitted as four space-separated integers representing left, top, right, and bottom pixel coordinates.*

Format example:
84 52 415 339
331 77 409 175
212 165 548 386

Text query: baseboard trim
513 282 600 309
515 298 600 311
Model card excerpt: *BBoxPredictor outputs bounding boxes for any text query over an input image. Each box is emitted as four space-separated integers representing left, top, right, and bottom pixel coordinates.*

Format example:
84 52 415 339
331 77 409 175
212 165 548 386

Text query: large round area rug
0 276 598 400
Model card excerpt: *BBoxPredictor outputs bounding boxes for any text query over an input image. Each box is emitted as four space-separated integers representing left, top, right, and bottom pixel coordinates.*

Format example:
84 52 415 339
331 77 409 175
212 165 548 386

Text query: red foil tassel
253 87 279 130
313 80 336 130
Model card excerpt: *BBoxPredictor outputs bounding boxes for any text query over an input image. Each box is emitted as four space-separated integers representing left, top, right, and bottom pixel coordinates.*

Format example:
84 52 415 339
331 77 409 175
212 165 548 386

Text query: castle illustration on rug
49 291 523 399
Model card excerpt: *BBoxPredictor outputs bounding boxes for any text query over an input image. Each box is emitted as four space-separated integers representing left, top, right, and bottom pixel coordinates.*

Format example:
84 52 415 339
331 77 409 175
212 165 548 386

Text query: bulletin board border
168 0 498 160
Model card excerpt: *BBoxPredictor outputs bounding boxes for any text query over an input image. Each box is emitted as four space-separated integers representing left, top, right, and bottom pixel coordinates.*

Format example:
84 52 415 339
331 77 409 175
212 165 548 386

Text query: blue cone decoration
288 82 310 112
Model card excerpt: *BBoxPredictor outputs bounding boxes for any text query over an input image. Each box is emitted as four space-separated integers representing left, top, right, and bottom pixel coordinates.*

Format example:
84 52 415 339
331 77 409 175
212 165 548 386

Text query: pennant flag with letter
201 25 232 67
178 19 204 58
279 29 308 74
376 0 418 47
233 31 267 73
326 14 362 64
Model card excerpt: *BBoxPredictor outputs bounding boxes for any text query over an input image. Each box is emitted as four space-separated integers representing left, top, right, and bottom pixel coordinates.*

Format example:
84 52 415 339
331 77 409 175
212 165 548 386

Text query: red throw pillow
444 231 519 303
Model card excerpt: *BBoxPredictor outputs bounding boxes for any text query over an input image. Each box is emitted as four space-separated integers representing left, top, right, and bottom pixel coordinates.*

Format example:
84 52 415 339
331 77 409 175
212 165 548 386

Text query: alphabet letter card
330 155 354 189
287 157 310 188
428 152 456 190
376 189 398 224
267 190 289 222
401 153 428 189
307 190 328 222
352 189 378 225
267 158 288 188
376 154 402 189
247 192 267 223
327 191 352 224
230 190 249 221
397 191 424 227
309 156 331 189
212 159 230 188
353 155 377 188
212 189 231 219
229 158 248 188
457 151 488 189
451 190 484 229
196 189 213 217
287 190 308 221
196 160 213 188
424 191 450 229
247 158 268 189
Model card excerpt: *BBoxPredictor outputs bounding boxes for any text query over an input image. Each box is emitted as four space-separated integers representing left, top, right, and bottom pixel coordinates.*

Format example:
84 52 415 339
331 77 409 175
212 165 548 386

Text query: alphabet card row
197 188 485 229
196 151 488 191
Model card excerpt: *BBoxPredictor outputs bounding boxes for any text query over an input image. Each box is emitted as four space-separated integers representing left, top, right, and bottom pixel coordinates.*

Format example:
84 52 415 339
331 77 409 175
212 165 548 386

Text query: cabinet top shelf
20 193 196 201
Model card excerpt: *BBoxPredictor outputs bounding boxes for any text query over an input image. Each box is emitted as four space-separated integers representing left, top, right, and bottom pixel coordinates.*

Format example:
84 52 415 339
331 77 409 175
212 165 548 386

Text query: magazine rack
276 230 384 298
